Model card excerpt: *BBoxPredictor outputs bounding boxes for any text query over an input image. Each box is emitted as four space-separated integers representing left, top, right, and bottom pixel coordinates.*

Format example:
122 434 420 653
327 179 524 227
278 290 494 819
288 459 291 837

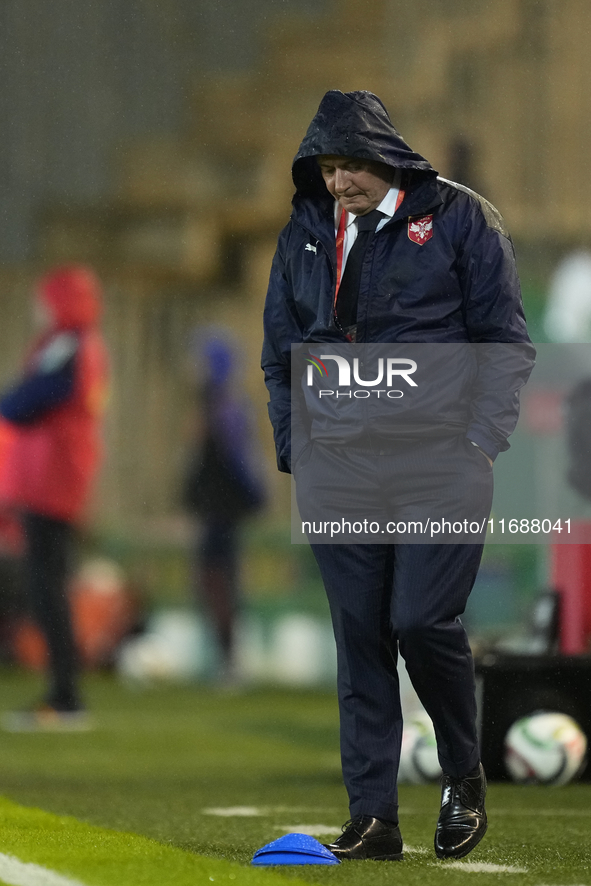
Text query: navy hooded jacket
261 90 535 474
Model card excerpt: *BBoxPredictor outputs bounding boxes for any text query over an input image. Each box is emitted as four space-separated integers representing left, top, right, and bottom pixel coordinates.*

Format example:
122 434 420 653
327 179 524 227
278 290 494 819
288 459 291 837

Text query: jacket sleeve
0 333 78 425
455 199 536 460
261 224 308 474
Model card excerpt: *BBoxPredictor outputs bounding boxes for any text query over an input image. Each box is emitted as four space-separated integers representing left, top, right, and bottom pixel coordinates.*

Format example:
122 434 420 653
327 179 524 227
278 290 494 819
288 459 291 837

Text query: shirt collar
336 168 402 229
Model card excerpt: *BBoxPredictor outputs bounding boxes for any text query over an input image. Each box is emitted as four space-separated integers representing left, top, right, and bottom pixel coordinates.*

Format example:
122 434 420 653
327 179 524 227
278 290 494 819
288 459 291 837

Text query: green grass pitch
0 670 589 885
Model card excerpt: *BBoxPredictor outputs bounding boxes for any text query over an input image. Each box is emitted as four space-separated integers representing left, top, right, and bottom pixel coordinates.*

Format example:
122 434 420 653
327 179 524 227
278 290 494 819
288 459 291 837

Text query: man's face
317 155 393 216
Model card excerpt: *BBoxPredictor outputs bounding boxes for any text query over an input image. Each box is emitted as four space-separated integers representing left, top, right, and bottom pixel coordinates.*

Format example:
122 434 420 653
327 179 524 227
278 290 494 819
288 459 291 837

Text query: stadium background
0 3 591 883
0 0 589 678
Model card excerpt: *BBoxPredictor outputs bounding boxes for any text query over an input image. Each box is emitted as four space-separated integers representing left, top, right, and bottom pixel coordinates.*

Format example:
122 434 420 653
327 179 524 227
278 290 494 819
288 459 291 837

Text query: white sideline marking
0 853 86 886
495 809 591 817
439 862 528 874
203 806 262 817
202 805 340 817
275 824 341 836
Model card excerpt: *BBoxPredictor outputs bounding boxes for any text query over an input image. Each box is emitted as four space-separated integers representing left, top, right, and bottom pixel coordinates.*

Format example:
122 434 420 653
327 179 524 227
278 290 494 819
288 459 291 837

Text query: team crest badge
408 214 433 245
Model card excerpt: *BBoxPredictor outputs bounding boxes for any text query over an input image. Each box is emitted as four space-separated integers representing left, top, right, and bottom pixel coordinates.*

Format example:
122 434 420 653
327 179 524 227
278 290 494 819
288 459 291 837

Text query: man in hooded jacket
262 91 534 861
0 265 109 730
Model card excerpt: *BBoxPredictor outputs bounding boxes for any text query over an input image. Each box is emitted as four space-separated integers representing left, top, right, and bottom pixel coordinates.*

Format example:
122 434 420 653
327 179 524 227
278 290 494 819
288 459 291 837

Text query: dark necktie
336 209 385 330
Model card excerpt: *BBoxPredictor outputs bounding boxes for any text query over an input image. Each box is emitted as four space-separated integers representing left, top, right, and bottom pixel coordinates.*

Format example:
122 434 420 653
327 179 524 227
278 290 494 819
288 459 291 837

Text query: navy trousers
312 541 484 821
304 436 492 822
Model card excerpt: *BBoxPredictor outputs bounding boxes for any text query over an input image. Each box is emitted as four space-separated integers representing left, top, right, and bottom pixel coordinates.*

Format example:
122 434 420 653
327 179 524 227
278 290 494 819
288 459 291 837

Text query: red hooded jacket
0 267 109 522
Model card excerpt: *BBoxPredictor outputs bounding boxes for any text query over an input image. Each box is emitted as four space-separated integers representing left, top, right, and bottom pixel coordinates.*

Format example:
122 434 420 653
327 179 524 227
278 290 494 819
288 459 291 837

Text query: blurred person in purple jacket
183 329 264 684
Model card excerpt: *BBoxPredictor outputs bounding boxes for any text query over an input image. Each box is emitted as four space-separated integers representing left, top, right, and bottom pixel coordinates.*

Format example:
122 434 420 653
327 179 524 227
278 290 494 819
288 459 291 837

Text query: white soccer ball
116 610 204 683
398 710 442 784
504 711 587 786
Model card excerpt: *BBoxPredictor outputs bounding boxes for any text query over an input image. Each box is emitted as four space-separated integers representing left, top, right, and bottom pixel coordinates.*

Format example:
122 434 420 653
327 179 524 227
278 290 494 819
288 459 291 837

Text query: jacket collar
290 173 444 247
391 173 444 222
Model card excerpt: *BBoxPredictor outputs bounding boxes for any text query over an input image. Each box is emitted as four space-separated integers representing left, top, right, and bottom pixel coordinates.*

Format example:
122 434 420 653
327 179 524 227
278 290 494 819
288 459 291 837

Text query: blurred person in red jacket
0 266 109 730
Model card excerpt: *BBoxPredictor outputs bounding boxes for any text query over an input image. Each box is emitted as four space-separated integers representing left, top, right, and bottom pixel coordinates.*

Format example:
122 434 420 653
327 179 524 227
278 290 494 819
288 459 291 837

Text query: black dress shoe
323 815 403 861
435 763 487 859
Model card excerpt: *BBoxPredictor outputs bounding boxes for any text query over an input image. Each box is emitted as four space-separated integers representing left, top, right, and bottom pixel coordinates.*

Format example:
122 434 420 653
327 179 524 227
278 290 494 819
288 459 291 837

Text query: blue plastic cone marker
251 832 340 865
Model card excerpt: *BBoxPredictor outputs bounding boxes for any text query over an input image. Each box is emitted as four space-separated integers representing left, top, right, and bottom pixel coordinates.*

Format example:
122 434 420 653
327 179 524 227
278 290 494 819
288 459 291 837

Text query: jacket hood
38 265 102 329
292 90 436 199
